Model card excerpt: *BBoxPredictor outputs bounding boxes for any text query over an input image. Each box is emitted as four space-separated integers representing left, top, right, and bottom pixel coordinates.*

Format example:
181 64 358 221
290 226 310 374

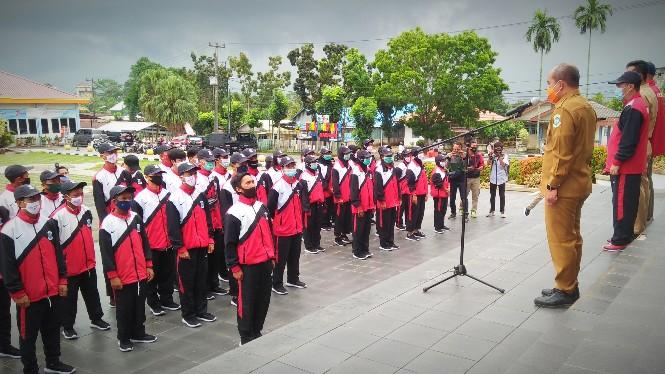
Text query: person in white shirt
487 142 509 218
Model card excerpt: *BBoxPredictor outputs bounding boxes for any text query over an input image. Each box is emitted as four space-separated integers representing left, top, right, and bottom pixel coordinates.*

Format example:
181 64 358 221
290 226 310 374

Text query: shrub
0 119 15 147
423 161 435 179
515 156 542 185
591 146 607 176
654 155 665 175
508 160 521 183
416 139 426 148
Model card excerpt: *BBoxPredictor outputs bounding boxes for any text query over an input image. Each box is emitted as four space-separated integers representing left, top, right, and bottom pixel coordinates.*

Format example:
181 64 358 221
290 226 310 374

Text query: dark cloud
1 0 663 101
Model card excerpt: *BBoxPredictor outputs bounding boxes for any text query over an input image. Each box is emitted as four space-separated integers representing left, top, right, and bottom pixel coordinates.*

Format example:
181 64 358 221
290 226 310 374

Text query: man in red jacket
374 147 400 251
0 184 75 373
267 156 308 295
332 146 353 247
225 173 276 345
100 185 156 352
405 148 429 241
50 180 109 341
350 149 376 260
300 154 325 254
430 155 451 233
604 71 650 251
646 61 664 221
317 148 335 231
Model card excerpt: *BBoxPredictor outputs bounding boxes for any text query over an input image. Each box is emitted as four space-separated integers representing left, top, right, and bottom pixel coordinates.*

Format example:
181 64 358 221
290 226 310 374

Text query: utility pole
208 42 225 133
86 77 95 128
227 62 231 135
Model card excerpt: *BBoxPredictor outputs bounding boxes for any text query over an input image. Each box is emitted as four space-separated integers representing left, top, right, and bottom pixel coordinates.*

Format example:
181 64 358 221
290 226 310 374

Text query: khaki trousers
634 156 653 235
465 177 480 211
544 196 586 293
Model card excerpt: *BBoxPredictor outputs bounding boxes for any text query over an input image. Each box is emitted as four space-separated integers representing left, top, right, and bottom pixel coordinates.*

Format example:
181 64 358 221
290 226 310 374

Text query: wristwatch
546 184 558 191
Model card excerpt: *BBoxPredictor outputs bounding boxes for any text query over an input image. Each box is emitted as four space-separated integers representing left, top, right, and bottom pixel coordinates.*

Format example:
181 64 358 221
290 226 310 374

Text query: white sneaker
501 213 507 218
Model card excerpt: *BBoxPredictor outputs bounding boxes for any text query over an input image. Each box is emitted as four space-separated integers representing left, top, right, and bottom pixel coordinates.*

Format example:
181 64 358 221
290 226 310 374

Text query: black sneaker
304 248 319 254
109 297 116 308
541 287 580 299
405 234 420 241
230 296 238 307
149 304 166 316
334 237 347 246
210 286 229 296
316 246 326 252
182 317 202 328
44 361 76 373
285 280 307 289
118 340 134 352
396 224 406 231
62 328 79 340
197 312 217 322
321 226 332 231
524 207 531 216
434 229 445 234
219 274 229 283
442 226 451 231
161 301 181 311
341 235 352 244
449 214 457 219
379 245 394 251
353 252 371 260
90 319 111 331
415 231 426 238
0 345 21 359
130 334 157 343
534 289 579 308
390 243 400 250
272 285 288 295
206 293 216 300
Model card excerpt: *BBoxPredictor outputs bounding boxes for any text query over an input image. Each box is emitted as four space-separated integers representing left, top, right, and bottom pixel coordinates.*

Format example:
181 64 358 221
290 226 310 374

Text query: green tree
222 99 246 135
574 0 613 96
268 90 289 138
139 69 198 134
318 43 349 88
316 85 346 123
190 52 231 113
195 111 214 135
242 108 263 132
124 57 163 120
351 96 378 142
229 52 256 111
287 43 320 114
342 48 373 105
286 91 303 119
256 56 291 110
591 92 622 111
88 79 123 114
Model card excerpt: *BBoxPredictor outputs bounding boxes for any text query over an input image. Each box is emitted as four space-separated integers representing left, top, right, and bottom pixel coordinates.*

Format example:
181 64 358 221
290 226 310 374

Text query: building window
41 119 49 134
28 119 38 134
51 119 59 134
8 119 18 133
68 118 76 133
18 119 27 134
527 124 537 135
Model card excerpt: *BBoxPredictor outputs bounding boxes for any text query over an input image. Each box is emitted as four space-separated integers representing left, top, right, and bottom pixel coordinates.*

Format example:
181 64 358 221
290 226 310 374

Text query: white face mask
25 200 41 215
106 153 118 164
183 175 196 187
69 196 84 207
221 159 230 167
367 146 374 153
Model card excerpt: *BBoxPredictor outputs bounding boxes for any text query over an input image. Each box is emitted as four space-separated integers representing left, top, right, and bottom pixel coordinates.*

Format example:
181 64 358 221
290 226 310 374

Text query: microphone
505 97 541 117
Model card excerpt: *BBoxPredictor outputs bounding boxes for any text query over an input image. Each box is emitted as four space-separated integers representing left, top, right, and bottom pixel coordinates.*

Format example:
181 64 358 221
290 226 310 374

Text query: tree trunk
536 50 543 152
586 30 592 97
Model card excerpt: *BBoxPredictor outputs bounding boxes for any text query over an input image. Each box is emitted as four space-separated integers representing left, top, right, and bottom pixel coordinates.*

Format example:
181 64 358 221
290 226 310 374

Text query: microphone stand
422 112 523 294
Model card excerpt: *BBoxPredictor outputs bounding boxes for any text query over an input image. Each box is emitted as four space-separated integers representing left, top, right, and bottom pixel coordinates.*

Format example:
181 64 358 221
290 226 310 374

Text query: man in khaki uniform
626 60 658 236
535 63 596 308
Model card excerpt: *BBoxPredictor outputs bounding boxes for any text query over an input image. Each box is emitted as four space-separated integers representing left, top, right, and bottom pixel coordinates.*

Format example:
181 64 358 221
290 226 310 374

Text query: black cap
4 165 33 180
320 147 332 155
97 143 120 154
304 155 318 164
265 155 273 162
301 147 315 157
242 148 258 158
363 139 374 147
609 71 642 86
273 150 285 158
357 149 372 159
123 155 140 171
154 144 175 155
39 170 60 182
348 144 359 153
144 164 165 176
280 156 296 167
435 154 446 164
646 62 656 76
13 185 40 201
338 146 351 155
379 147 393 156
212 148 229 158
61 180 87 194
410 147 422 156
177 162 198 176
197 149 215 162
230 152 248 165
109 185 135 200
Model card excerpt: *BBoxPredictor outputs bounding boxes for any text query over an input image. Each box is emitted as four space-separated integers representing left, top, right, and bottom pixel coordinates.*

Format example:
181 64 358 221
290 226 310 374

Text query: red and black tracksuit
606 94 650 246
99 210 152 343
167 184 214 320
49 204 104 331
332 160 353 239
318 158 335 229
0 198 14 356
397 162 409 227
248 167 269 205
132 185 176 310
374 162 400 249
0 211 67 373
405 158 428 232
224 196 275 344
267 176 308 288
197 170 226 294
430 167 451 231
220 172 241 297
301 168 325 251
121 170 147 194
350 163 376 257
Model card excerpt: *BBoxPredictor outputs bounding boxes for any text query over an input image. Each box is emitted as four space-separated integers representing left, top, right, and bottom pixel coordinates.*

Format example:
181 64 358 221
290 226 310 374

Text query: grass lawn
0 151 100 166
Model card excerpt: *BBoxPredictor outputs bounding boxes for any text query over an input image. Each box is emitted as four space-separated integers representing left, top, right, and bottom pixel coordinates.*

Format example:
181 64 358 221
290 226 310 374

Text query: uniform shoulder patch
553 114 562 128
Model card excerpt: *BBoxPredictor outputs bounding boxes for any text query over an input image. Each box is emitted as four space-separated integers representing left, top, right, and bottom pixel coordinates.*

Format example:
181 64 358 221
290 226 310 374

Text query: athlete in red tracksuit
267 156 309 295
0 204 20 360
405 148 429 241
301 155 325 254
396 152 410 231
50 180 109 341
224 173 275 345
604 72 650 250
350 150 376 260
317 148 335 230
374 147 400 251
167 163 217 328
132 165 180 316
211 148 233 293
0 184 75 374
99 185 156 352
332 146 353 247
430 155 451 233
244 148 269 205
120 155 147 194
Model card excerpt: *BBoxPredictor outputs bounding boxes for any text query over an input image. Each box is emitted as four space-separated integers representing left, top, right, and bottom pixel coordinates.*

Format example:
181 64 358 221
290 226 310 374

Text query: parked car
171 135 187 148
205 132 239 153
186 135 203 147
104 131 122 143
72 128 105 147
237 132 258 150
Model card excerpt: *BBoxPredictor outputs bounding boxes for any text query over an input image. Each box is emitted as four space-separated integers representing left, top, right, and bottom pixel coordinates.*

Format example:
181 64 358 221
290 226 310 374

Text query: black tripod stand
422 115 522 294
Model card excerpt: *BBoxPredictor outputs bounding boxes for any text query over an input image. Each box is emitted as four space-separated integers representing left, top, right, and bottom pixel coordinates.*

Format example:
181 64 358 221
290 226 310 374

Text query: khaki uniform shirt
541 90 597 198
640 83 658 155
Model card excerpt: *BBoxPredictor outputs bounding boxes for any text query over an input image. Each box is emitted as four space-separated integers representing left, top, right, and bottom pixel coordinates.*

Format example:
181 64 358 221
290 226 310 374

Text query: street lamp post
209 76 218 133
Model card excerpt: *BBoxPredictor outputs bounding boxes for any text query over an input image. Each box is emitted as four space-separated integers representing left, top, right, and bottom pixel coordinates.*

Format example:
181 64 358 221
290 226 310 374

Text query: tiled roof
518 100 620 122
0 70 79 99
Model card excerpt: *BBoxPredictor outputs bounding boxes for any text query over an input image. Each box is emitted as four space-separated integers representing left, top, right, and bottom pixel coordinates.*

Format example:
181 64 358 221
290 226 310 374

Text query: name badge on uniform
47 231 53 241
199 201 205 208
136 224 141 232
553 114 562 128
86 219 92 227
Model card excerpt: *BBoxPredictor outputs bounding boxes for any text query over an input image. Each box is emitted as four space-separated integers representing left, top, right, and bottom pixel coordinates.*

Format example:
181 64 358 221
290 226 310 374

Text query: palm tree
574 0 613 96
525 9 561 150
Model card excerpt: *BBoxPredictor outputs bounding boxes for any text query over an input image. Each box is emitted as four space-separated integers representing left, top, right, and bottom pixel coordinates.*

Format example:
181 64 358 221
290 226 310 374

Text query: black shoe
272 285 288 295
219 274 229 283
334 237 347 246
285 280 307 289
321 225 332 231
405 234 420 241
0 345 21 359
390 243 400 250
341 235 352 244
442 226 451 231
541 287 580 299
161 301 181 311
62 328 79 340
149 304 166 316
524 207 531 216
197 312 217 322
118 340 134 352
534 289 579 308
449 214 457 219
130 334 157 343
415 231 426 238
182 317 202 328
206 293 216 300
304 247 319 254
109 297 116 308
316 246 326 252
45 361 76 373
353 252 371 260
90 319 111 331
230 296 238 307
210 286 229 296
396 224 406 231
434 229 445 234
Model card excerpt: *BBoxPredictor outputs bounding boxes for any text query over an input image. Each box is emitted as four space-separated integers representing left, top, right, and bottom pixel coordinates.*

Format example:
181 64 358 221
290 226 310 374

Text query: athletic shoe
0 345 20 359
285 280 308 289
603 243 626 252
342 236 353 245
161 301 181 311
182 317 202 328
45 361 76 373
501 212 507 218
470 209 477 218
62 328 79 340
396 224 406 231
486 211 495 217
415 231 426 238
272 285 288 295
109 297 116 308
130 334 158 343
374 232 380 237
230 296 238 307
449 214 457 219
304 248 319 254
149 305 166 316
196 312 217 322
442 226 451 231
219 275 229 283
434 229 445 234
210 286 229 296
206 293 216 300
353 253 371 260
90 319 111 331
334 237 347 246
118 340 134 352
390 243 400 250
321 226 332 231
379 246 394 251
316 246 326 252
173 287 179 293
405 234 420 241
524 207 531 216
367 252 374 258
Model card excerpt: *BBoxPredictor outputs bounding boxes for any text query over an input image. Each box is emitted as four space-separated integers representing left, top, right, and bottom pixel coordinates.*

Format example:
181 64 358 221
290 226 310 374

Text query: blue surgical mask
116 200 132 211
237 165 248 173
362 158 372 166
204 161 214 171
307 163 318 170
383 156 394 164
342 154 351 161
614 87 624 101
323 155 333 161
284 169 297 178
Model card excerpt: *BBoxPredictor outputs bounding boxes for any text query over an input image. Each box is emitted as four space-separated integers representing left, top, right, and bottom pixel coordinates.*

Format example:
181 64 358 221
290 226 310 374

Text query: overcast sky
2 0 663 102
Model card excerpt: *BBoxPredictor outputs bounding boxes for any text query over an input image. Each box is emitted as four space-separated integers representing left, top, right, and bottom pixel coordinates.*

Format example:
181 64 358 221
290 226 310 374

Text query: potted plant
516 128 529 152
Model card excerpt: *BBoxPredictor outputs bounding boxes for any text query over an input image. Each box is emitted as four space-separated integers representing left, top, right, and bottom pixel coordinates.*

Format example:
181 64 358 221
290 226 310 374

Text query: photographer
464 140 484 218
447 142 468 221
487 142 509 218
